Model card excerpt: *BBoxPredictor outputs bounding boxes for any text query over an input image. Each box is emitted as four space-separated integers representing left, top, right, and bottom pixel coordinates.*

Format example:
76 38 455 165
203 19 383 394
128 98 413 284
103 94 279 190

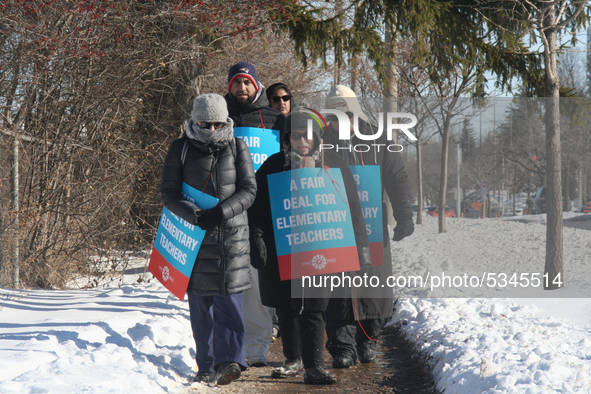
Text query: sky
1 212 591 393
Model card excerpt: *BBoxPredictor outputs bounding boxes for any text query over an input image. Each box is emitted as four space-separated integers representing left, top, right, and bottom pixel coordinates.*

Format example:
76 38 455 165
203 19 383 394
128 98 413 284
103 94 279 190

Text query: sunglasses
271 95 291 103
198 121 226 130
289 131 311 140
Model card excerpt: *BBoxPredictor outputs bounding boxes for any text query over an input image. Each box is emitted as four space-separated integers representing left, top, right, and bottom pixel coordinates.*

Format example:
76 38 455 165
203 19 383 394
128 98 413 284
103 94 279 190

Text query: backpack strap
181 139 189 165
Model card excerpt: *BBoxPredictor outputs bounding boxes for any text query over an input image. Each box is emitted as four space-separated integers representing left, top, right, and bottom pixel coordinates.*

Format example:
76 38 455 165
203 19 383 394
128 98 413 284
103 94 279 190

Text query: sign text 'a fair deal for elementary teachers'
268 167 360 280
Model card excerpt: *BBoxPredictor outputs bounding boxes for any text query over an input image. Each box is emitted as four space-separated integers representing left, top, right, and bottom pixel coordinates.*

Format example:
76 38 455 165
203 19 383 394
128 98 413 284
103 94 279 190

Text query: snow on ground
1 213 590 393
390 214 591 394
0 271 211 394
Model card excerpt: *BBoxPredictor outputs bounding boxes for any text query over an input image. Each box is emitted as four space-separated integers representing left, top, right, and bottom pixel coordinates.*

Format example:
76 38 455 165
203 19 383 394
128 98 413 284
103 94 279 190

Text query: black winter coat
248 151 370 312
324 121 414 320
160 137 256 296
225 88 285 134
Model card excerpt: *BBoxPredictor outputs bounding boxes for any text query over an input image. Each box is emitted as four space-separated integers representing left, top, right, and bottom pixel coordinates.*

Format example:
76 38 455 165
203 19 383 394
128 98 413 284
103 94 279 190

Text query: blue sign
234 126 281 171
268 167 360 280
149 183 218 299
349 165 384 266
182 183 219 210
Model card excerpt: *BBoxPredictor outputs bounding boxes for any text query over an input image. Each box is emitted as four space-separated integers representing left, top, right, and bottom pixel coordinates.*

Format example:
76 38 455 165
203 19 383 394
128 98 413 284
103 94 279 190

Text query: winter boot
271 358 303 378
303 366 337 385
215 362 241 386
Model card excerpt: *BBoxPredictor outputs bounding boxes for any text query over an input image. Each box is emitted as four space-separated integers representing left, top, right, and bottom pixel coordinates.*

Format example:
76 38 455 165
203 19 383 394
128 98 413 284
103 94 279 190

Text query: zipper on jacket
214 149 226 294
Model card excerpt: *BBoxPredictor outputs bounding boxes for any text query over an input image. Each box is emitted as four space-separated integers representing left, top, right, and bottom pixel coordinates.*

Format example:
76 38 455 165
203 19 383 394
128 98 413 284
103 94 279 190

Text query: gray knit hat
191 93 228 124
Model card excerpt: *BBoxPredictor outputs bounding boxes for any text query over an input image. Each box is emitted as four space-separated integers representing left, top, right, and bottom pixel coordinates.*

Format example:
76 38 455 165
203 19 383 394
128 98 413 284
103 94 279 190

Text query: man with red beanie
225 61 285 368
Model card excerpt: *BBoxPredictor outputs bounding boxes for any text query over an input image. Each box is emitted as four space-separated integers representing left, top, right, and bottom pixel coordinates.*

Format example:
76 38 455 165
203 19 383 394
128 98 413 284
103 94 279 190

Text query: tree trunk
13 135 20 288
416 141 423 225
513 166 517 215
564 164 570 212
383 20 398 227
384 21 398 144
542 17 563 290
0 200 4 272
351 54 359 94
438 119 451 233
334 0 343 87
579 162 585 208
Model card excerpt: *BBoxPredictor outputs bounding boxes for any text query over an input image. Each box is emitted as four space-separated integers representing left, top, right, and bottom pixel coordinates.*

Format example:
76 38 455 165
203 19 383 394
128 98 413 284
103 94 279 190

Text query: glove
250 233 268 269
360 263 371 274
393 220 414 241
196 207 223 231
358 246 372 270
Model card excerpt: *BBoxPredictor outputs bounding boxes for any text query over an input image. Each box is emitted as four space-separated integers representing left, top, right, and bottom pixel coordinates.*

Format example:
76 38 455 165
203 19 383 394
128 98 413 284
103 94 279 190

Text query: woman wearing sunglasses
160 93 256 386
266 82 292 117
265 82 293 342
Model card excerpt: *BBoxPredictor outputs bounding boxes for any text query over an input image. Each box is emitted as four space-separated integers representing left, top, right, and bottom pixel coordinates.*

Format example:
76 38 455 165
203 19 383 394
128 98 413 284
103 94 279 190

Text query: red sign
148 248 190 300
277 246 361 281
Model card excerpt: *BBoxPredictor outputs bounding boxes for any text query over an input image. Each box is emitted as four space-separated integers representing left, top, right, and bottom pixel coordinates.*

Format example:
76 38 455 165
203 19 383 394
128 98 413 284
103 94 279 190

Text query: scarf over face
186 118 234 146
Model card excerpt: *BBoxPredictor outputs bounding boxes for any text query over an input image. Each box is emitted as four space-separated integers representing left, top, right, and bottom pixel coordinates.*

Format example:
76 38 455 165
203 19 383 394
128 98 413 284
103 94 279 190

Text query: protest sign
349 165 384 267
268 167 360 280
233 126 281 171
149 183 218 300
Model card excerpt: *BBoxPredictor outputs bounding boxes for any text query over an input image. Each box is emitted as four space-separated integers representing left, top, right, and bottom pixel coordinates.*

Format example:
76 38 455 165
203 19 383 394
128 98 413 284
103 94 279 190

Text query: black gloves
393 220 414 241
250 233 267 269
196 206 223 231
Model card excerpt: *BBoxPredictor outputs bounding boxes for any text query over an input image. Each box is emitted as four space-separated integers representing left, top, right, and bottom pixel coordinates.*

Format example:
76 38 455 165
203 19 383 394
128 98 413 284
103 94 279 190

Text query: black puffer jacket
160 137 256 296
225 87 285 133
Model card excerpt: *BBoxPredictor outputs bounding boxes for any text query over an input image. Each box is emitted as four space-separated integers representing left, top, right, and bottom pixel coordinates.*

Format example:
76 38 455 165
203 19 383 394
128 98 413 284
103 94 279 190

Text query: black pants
326 314 384 359
276 305 325 369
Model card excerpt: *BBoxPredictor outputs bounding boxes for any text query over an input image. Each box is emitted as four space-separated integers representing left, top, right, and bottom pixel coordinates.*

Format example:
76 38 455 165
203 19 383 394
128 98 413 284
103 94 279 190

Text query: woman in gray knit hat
160 93 257 386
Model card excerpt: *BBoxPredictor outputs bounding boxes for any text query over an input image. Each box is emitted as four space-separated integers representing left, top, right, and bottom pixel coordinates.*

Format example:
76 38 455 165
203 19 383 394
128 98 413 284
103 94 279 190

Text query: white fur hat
324 85 369 122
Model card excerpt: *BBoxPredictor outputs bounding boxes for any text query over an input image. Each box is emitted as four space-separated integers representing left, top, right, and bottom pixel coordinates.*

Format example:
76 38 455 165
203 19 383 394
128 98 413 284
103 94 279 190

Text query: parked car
531 186 565 214
427 206 457 218
532 186 547 214
507 208 523 216
413 204 430 216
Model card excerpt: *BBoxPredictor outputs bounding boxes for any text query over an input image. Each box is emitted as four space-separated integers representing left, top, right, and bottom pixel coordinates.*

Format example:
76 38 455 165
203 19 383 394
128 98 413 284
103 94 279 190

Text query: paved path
563 215 591 231
212 325 439 393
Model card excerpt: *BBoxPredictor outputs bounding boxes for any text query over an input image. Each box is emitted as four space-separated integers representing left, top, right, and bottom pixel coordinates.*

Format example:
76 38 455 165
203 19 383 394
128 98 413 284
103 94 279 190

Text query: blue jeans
188 292 247 372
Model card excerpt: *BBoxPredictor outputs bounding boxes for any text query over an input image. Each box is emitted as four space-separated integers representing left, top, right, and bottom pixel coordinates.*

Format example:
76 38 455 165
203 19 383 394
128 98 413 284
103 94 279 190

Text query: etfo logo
311 254 327 270
160 266 174 282
302 254 337 269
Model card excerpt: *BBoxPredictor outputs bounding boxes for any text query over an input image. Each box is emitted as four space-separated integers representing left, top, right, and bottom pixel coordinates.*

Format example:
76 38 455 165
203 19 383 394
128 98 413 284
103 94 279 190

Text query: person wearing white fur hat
323 85 415 368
